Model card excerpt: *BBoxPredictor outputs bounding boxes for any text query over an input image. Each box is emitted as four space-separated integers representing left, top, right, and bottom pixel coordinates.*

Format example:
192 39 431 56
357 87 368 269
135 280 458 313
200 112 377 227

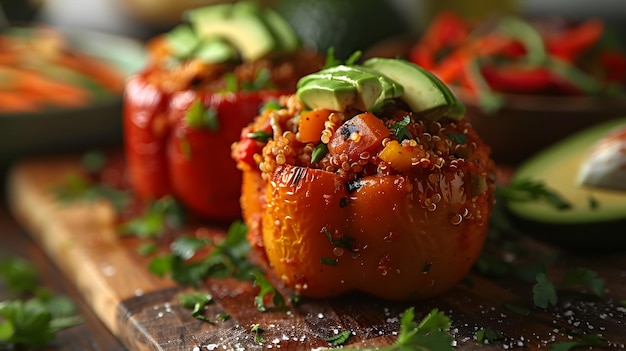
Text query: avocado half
505 117 626 252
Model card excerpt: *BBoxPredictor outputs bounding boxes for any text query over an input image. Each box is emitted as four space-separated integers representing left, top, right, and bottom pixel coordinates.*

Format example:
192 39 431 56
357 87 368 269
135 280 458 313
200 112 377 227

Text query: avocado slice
363 58 464 121
505 117 626 251
297 78 357 111
186 1 299 62
297 65 402 111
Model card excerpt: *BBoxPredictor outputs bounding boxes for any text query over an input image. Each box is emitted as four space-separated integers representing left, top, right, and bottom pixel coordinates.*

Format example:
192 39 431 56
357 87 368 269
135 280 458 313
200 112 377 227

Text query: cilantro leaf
558 268 605 298
52 173 130 212
251 324 265 343
476 327 505 345
340 307 453 351
0 297 82 350
120 196 185 238
311 143 329 164
252 271 285 312
0 256 38 295
186 99 220 131
148 220 259 288
549 334 605 351
178 292 214 323
325 330 352 346
390 116 411 141
533 273 558 308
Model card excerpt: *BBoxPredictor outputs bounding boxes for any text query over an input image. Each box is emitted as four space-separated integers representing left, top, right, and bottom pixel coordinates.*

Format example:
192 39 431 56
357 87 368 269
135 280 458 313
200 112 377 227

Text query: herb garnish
247 130 272 142
148 221 258 287
178 292 214 323
325 330 352 346
252 271 286 312
323 228 355 252
120 196 186 238
475 327 505 345
311 143 329 164
53 173 130 212
186 99 220 131
0 257 82 350
390 115 411 141
323 48 362 69
533 268 605 308
251 324 265 343
340 308 454 351
550 334 606 351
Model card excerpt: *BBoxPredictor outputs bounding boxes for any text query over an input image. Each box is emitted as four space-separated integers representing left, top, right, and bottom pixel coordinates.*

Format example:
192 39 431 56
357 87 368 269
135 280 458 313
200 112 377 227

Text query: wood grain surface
6 154 626 350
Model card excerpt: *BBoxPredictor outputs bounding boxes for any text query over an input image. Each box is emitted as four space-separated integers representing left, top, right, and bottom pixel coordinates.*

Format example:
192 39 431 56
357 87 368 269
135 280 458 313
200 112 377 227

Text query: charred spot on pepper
339 123 359 141
290 166 307 186
345 179 363 193
339 197 349 208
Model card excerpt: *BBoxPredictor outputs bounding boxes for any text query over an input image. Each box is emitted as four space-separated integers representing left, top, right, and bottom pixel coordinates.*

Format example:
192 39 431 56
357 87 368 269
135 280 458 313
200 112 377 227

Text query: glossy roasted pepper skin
261 161 493 300
124 72 284 221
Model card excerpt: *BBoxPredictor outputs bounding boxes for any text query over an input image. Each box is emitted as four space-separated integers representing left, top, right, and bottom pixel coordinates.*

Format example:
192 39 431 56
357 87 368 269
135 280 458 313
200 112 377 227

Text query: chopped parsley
178 292 214 323
252 271 285 312
549 334 606 351
186 99 220 131
311 143 329 164
53 173 130 212
533 268 604 308
320 257 338 266
325 330 352 346
148 220 259 287
247 130 272 142
390 115 411 141
0 257 82 350
340 308 454 351
323 228 355 252
251 324 265 343
475 327 505 345
120 196 186 238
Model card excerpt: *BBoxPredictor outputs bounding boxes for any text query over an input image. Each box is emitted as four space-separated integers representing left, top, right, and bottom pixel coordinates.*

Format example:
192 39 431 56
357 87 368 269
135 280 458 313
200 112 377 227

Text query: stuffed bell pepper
124 2 323 220
232 58 496 300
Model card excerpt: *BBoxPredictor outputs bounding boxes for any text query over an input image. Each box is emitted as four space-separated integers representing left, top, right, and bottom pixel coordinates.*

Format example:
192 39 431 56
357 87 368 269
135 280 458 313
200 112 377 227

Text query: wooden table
2 155 626 351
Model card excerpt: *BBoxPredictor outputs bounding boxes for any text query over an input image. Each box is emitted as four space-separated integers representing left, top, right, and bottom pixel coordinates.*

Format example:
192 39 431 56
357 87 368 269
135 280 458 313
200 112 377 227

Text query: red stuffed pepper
232 58 496 300
124 2 323 220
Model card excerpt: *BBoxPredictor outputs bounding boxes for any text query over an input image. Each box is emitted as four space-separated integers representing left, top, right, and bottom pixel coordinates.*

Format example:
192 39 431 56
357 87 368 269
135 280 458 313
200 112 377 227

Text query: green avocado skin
504 117 626 252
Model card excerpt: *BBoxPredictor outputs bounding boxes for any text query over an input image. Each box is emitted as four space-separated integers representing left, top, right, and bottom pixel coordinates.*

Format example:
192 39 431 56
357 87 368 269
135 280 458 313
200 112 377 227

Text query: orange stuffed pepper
232 58 496 300
124 2 323 220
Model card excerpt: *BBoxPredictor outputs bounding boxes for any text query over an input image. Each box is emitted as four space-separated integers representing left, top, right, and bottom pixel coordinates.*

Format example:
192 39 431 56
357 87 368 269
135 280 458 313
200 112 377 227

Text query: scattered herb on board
251 271 285 312
251 324 265 343
178 292 214 323
0 256 82 350
52 151 130 212
549 334 606 351
148 220 259 286
325 330 352 347
120 196 186 238
533 267 605 308
475 327 505 345
340 308 454 351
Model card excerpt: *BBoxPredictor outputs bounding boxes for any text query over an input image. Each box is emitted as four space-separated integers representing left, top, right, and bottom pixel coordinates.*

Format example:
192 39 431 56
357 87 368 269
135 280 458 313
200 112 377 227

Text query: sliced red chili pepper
481 64 553 93
545 18 604 62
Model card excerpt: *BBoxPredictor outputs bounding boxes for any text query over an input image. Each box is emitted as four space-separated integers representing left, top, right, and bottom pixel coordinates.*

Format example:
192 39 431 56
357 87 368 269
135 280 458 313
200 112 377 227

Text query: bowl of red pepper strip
408 12 626 164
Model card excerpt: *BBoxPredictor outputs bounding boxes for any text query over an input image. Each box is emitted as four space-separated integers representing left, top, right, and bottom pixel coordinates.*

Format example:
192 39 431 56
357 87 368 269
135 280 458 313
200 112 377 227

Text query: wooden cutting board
6 154 626 350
